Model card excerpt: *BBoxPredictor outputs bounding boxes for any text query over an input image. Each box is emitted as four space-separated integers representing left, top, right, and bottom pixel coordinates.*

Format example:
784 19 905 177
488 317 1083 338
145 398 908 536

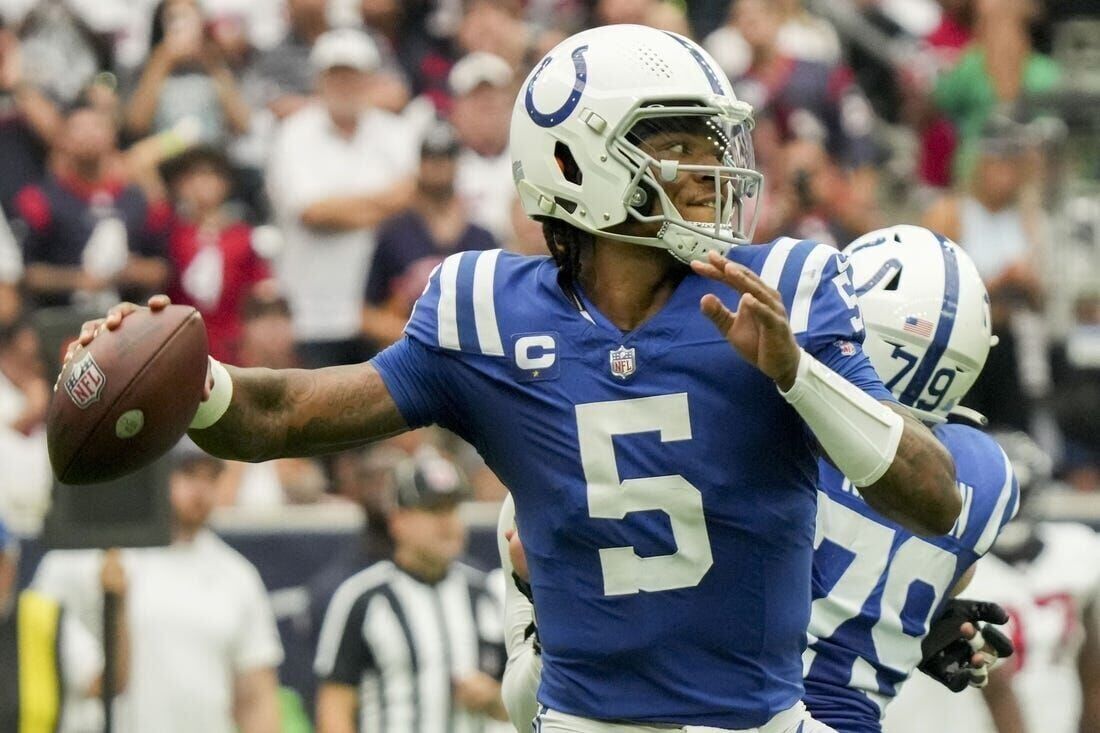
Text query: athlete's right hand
62 295 213 400
65 294 172 365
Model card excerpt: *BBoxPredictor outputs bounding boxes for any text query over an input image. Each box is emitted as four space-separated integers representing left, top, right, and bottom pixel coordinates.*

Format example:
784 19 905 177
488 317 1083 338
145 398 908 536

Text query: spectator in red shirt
163 146 272 362
15 103 170 311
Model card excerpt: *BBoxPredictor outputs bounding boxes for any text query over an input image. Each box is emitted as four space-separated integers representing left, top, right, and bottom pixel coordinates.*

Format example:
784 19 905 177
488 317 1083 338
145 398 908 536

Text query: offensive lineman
71 26 957 732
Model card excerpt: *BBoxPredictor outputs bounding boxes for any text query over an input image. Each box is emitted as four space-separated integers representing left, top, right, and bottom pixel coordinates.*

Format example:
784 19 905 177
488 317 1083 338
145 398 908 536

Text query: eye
666 142 686 155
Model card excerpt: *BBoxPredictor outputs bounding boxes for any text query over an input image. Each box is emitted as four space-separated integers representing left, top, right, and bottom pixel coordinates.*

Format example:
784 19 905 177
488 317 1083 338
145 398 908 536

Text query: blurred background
0 0 1097 731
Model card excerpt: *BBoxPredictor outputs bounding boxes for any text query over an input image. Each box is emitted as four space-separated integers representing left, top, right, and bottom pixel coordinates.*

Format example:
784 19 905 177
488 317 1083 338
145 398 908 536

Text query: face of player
391 504 467 577
64 108 118 165
319 67 370 124
169 463 220 537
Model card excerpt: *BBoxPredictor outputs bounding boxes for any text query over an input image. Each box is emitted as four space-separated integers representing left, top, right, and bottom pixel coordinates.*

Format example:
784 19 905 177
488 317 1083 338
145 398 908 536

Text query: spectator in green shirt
933 0 1059 183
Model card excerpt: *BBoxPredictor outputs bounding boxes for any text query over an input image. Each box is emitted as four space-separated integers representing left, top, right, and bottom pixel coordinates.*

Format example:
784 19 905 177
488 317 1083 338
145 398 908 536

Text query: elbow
917 450 961 537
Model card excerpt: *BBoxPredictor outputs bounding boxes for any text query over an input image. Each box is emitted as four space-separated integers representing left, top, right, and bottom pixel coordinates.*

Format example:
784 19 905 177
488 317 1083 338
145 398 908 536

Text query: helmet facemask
606 98 763 262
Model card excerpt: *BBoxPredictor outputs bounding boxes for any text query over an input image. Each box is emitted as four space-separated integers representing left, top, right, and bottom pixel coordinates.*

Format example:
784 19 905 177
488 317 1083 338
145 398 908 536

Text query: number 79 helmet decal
844 225 996 423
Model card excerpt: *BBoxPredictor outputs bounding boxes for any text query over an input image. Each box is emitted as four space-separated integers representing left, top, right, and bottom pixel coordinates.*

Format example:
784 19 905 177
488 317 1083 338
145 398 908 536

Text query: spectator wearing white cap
266 28 418 368
448 52 516 243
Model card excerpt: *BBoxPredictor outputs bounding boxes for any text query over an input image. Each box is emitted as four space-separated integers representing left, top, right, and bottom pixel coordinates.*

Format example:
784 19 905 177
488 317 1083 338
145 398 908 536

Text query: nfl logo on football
609 346 636 379
65 353 106 409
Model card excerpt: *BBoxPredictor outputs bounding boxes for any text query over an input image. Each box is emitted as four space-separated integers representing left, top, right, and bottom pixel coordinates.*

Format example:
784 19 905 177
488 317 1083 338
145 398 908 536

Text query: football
47 305 209 485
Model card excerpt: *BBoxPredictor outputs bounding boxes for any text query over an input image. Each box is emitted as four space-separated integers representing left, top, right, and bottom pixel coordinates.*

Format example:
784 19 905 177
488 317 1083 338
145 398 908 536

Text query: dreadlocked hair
542 217 593 292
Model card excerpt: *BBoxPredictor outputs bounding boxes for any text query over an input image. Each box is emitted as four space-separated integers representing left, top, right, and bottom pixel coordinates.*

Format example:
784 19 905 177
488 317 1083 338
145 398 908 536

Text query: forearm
118 256 169 291
857 406 959 536
188 362 408 462
14 85 61 146
125 53 172 135
316 685 358 733
300 181 413 232
210 66 251 134
113 596 131 693
24 263 89 294
234 669 281 733
982 667 1027 733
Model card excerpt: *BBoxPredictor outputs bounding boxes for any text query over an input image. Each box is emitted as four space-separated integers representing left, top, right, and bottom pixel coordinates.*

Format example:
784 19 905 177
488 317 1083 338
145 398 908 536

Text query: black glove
919 598 1014 692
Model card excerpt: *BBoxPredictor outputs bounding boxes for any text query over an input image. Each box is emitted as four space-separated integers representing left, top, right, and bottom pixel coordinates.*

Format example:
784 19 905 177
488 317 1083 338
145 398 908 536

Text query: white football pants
532 701 837 733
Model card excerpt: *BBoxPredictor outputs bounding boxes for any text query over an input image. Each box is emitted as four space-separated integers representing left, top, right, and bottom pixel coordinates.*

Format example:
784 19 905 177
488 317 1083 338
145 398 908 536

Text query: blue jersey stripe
455 252 481 353
898 239 959 405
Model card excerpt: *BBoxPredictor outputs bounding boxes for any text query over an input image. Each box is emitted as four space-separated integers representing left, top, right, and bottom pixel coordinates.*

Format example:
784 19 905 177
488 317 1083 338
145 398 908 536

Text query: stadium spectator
0 316 51 532
314 451 508 731
124 0 251 146
33 440 284 733
704 0 841 79
266 27 416 368
247 0 330 121
213 291 329 508
15 102 170 311
0 26 61 212
1052 293 1100 493
923 114 1044 292
728 0 878 171
767 138 884 248
0 204 22 325
0 521 126 733
163 146 271 362
362 121 496 350
456 0 533 71
449 52 516 242
933 0 1060 183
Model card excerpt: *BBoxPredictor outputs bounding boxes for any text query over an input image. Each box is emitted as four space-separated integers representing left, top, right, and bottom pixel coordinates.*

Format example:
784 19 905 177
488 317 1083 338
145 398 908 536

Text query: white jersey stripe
392 573 450 733
760 237 801 290
314 563 392 676
789 245 835 334
472 249 505 356
974 448 1015 555
437 254 463 350
366 594 416 733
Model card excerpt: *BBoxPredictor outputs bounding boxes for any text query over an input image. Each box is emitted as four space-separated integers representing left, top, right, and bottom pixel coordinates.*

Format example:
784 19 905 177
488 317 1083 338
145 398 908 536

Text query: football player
494 226 1018 733
802 225 1020 731
73 26 957 732
885 432 1100 733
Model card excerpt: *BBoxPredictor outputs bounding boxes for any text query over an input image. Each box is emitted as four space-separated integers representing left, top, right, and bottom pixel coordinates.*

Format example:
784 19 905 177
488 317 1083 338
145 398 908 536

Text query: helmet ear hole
884 269 901 291
554 142 583 186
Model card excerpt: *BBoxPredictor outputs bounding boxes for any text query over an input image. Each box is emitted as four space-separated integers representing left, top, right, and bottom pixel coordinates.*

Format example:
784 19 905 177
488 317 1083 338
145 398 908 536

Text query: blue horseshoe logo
525 45 589 128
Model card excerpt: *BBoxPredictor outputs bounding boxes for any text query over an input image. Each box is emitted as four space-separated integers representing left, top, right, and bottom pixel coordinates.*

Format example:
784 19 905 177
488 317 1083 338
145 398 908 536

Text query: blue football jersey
802 423 1020 732
372 239 892 728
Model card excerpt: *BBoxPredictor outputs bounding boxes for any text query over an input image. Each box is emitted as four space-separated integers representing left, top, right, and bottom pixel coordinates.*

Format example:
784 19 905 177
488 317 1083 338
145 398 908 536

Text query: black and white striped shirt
315 560 506 733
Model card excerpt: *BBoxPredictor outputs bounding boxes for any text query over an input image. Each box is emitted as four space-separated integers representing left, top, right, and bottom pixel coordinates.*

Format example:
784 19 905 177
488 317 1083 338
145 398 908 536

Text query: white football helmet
843 225 995 424
509 24 762 264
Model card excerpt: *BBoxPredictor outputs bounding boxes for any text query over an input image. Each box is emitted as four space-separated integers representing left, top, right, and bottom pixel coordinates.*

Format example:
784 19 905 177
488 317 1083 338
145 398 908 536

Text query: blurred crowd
0 0 1096 535
0 0 1091 726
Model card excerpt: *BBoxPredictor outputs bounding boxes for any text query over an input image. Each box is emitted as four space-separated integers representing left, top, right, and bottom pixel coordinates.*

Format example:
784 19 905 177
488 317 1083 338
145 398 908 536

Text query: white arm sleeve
496 495 542 732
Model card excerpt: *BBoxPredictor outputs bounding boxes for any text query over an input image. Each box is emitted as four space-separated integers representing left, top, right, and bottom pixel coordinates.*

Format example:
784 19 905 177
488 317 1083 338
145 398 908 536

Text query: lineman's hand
919 599 1014 691
690 251 801 390
453 671 504 718
505 528 529 583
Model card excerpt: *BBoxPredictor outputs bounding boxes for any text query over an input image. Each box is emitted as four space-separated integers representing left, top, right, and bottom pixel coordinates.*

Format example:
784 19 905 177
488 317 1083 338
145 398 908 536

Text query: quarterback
74 26 956 732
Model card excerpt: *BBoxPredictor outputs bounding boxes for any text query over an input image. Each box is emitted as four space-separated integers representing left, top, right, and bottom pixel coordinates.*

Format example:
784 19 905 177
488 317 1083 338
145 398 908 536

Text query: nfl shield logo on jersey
65 353 106 409
609 346 636 379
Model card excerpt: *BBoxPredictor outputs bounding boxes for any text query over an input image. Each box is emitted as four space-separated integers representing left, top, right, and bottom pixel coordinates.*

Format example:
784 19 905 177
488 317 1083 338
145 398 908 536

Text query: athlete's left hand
691 251 801 390
919 598 1015 692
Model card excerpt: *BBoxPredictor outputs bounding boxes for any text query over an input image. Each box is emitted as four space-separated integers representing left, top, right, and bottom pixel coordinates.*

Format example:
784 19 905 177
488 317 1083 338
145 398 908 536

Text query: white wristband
189 357 233 430
780 348 904 487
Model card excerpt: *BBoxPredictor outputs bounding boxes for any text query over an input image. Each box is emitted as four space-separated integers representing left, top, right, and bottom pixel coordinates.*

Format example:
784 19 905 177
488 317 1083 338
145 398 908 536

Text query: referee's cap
392 451 472 510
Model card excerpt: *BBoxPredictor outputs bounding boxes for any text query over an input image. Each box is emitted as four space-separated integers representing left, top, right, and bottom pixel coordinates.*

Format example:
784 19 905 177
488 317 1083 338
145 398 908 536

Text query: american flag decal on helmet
903 316 934 338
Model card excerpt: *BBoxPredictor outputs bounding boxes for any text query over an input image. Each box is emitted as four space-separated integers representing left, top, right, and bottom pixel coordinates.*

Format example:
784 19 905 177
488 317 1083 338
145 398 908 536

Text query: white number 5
576 394 713 596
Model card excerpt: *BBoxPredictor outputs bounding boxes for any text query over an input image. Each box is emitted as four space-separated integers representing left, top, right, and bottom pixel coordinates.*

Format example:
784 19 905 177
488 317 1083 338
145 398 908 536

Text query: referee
314 451 507 733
